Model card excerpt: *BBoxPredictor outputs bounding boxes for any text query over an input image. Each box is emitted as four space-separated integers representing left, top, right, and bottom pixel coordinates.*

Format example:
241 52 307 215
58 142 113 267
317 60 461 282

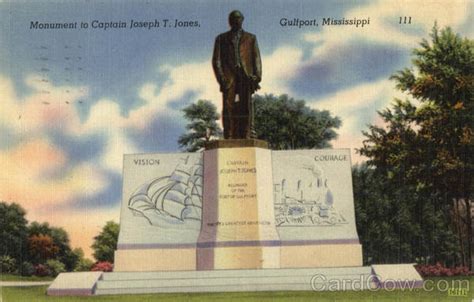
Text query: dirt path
0 281 52 287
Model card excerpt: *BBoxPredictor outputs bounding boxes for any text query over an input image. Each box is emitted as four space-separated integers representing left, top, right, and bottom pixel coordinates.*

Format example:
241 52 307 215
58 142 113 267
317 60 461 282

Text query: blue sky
0 0 472 256
1 0 364 118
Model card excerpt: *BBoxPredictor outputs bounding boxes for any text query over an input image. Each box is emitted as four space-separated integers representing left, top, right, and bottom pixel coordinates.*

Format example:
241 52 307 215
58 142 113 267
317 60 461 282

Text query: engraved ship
128 156 203 229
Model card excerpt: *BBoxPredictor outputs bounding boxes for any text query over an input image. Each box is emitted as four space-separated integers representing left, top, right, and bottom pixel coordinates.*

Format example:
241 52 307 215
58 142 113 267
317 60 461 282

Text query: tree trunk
464 199 473 271
453 199 466 266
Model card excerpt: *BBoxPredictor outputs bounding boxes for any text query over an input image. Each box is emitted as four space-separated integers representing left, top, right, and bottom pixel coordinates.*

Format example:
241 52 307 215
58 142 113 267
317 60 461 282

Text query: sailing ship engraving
128 155 203 230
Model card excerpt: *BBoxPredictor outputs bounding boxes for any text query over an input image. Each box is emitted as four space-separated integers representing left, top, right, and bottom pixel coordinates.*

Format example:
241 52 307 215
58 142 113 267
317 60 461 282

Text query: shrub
91 261 113 272
34 264 50 277
19 261 35 276
415 263 473 277
45 259 66 277
0 255 17 274
74 258 94 272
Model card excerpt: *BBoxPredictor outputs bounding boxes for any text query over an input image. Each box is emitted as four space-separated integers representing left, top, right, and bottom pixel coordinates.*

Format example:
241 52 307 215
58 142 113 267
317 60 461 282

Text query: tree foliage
28 234 59 264
353 164 458 265
254 94 341 150
71 247 94 272
45 259 66 277
358 25 473 267
178 100 223 151
91 221 119 263
0 202 85 274
178 95 341 151
0 255 17 274
28 222 78 270
0 202 28 265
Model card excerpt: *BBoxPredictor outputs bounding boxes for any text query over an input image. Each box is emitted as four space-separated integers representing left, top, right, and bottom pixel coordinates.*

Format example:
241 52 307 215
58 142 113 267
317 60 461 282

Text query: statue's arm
253 36 262 82
212 35 225 87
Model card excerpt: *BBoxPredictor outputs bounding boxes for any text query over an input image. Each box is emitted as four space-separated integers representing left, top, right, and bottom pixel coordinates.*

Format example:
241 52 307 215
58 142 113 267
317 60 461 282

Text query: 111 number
399 16 412 24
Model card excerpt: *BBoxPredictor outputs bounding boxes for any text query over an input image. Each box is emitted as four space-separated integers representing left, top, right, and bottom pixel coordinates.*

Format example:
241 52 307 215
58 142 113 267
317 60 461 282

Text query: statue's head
228 10 244 30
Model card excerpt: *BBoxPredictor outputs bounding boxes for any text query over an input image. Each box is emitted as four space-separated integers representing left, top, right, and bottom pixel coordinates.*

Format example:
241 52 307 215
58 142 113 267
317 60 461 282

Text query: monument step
95 283 368 295
100 266 371 281
94 267 374 295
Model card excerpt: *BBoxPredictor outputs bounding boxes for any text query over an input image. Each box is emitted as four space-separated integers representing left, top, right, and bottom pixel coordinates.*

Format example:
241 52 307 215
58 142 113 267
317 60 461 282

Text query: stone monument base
205 138 268 149
197 245 280 270
280 243 363 268
47 264 423 295
114 247 197 272
48 143 423 296
114 243 363 272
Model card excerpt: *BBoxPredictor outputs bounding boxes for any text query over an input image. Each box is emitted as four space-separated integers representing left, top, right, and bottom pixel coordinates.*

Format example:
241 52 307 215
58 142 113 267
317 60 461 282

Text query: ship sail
128 156 203 229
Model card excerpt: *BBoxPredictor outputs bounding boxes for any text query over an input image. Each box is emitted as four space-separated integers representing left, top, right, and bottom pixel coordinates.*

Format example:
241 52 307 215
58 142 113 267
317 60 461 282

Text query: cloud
124 45 306 151
0 138 108 211
269 0 471 162
60 171 122 210
259 46 303 96
0 74 87 136
289 40 406 98
0 74 128 207
304 0 471 51
128 61 222 125
305 79 409 163
49 132 105 165
80 99 139 172
0 74 126 258
126 112 186 153
289 0 471 99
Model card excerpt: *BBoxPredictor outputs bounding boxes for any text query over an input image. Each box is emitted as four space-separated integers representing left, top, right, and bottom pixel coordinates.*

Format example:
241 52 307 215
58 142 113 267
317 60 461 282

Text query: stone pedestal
114 248 197 271
205 138 269 149
197 144 280 270
49 145 423 296
279 243 362 268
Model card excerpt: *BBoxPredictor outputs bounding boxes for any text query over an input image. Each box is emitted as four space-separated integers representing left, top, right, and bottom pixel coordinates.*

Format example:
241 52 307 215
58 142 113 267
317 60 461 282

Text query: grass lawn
1 277 472 302
0 274 54 282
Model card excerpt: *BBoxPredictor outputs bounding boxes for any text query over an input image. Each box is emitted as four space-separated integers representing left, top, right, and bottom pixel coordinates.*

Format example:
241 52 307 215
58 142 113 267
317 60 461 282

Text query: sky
0 0 472 258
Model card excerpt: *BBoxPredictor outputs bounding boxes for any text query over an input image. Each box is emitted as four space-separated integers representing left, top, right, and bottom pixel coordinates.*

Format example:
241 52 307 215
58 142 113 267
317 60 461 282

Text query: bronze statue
212 10 262 139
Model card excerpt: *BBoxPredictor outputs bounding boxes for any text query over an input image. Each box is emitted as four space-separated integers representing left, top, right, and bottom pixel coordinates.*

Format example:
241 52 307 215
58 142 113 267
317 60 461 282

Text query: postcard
0 0 472 299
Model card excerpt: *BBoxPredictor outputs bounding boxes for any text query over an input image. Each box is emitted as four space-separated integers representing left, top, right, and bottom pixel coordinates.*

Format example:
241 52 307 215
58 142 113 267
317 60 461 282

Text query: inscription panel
200 147 275 242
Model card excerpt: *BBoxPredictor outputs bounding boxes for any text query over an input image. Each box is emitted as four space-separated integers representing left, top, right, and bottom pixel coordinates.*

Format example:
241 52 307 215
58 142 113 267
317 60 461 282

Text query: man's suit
212 29 262 139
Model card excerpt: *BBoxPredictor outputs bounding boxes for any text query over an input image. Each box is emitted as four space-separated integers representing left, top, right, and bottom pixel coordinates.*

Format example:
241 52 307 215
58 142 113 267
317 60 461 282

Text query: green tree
178 95 341 151
359 26 473 267
74 258 94 272
45 259 66 277
28 222 78 270
254 94 341 150
353 163 458 265
71 247 94 272
178 100 223 152
0 255 17 274
91 221 119 263
0 202 28 267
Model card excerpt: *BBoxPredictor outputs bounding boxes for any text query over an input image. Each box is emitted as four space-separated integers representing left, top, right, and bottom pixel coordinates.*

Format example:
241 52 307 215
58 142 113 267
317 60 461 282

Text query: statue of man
212 10 262 139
